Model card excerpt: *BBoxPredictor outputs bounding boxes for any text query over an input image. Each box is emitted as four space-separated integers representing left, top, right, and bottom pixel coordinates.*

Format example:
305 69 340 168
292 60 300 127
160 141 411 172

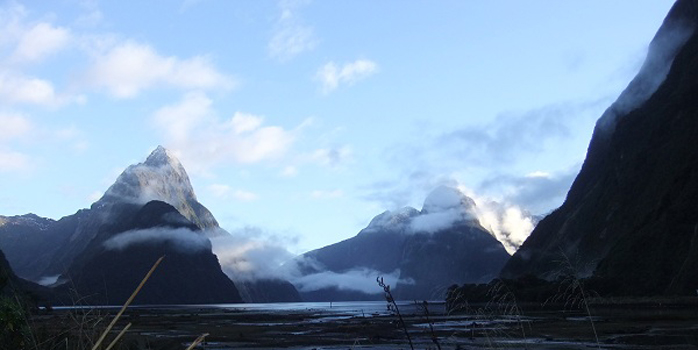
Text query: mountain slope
295 186 510 301
0 146 281 304
58 200 241 304
501 0 698 296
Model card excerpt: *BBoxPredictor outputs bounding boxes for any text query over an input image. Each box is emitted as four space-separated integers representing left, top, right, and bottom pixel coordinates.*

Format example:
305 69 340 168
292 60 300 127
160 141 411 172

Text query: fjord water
136 300 446 316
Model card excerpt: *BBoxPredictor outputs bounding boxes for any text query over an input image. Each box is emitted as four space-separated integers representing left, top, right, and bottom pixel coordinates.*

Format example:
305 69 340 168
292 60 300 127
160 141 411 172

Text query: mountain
0 146 300 304
500 0 698 296
100 146 221 231
293 186 511 301
56 200 241 304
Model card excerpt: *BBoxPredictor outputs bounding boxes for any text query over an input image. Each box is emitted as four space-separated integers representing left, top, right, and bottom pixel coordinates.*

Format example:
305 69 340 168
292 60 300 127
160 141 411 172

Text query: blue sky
0 0 675 254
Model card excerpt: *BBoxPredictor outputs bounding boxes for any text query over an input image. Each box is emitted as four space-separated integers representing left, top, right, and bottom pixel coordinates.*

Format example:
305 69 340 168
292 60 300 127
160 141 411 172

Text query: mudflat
30 299 698 349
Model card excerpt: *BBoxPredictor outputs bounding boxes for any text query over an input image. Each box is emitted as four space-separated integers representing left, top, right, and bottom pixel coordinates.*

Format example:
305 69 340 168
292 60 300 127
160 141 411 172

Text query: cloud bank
152 92 306 173
210 226 298 282
103 227 211 253
292 268 411 294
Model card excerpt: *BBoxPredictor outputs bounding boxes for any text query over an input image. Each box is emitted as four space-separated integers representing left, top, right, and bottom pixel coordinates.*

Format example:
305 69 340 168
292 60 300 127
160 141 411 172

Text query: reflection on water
142 300 446 316
51 300 446 316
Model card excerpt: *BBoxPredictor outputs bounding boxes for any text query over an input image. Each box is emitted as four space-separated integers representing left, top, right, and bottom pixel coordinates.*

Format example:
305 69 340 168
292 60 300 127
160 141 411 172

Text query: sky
0 0 677 255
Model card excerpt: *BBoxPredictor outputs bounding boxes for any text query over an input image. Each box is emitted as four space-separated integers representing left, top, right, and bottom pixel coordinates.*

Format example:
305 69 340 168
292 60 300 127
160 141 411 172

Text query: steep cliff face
100 146 221 231
0 146 303 304
295 186 510 301
59 200 242 305
501 0 698 296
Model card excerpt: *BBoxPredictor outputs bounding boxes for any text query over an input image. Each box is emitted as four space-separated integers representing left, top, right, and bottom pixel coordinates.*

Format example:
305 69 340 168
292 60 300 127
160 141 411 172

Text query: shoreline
29 300 698 349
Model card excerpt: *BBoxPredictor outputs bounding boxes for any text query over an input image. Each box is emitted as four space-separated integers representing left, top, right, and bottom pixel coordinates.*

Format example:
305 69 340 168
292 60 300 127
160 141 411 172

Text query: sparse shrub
0 296 32 349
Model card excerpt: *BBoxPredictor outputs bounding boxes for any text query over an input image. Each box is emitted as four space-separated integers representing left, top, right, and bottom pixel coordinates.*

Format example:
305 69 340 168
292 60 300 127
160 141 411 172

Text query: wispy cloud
9 22 71 63
315 59 378 94
152 92 304 173
438 100 606 166
103 227 212 253
0 3 71 64
477 167 580 215
211 226 300 281
310 145 353 168
84 40 235 98
310 189 343 199
292 268 409 294
280 165 298 177
268 0 317 61
207 184 259 201
0 72 81 107
0 150 31 173
0 112 32 141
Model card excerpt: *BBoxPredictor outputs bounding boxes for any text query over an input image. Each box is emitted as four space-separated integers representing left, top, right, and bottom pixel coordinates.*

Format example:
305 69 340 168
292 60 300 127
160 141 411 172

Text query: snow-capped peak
144 145 183 169
96 146 220 229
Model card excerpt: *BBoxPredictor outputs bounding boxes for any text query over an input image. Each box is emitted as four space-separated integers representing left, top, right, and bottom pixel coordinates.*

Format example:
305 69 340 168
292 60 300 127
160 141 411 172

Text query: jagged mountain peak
144 145 184 169
98 146 219 230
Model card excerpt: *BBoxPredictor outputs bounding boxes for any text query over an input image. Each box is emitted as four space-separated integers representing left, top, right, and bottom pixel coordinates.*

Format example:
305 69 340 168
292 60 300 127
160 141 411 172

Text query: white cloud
310 189 343 199
233 190 259 201
211 226 299 281
10 22 71 63
103 227 211 253
268 0 317 61
1 3 70 63
292 268 409 294
0 71 78 107
280 165 298 177
152 92 301 172
311 146 353 168
85 40 235 98
315 59 378 94
0 113 32 141
0 150 31 173
208 184 259 201
230 112 263 134
459 186 536 255
208 184 232 197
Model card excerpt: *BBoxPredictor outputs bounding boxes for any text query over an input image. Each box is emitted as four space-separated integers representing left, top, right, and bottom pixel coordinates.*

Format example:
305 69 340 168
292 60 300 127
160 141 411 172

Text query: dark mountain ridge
501 0 698 296
295 186 511 301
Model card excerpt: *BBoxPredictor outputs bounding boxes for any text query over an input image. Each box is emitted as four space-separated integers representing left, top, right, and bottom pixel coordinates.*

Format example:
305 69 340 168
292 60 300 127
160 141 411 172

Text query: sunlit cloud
315 59 378 94
152 92 303 173
85 40 235 98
